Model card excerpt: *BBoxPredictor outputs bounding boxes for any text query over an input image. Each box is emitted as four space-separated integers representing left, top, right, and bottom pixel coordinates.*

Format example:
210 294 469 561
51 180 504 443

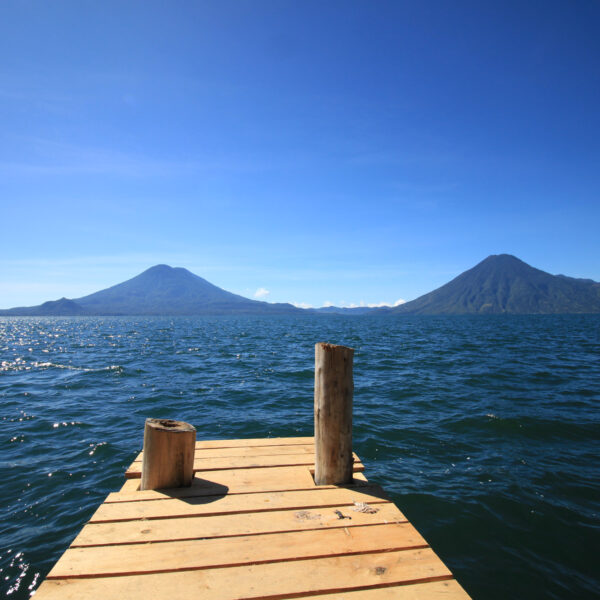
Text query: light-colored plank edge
127 454 363 471
71 502 407 547
132 444 316 463
32 549 455 600
48 523 429 578
125 451 364 477
88 486 391 523
108 477 373 504
195 436 315 448
117 469 369 494
292 579 470 599
116 468 369 496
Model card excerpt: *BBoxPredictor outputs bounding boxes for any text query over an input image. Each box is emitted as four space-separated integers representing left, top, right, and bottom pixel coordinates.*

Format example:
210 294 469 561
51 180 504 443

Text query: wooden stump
140 418 196 491
314 342 354 485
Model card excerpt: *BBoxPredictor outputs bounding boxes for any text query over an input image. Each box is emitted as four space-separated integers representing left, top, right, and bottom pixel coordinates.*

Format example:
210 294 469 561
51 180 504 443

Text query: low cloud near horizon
345 299 406 308
254 287 270 299
295 299 406 309
292 302 313 309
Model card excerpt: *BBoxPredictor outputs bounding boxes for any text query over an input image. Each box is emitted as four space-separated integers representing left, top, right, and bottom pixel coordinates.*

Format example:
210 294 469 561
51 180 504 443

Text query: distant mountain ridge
387 254 600 314
1 256 599 316
0 265 301 316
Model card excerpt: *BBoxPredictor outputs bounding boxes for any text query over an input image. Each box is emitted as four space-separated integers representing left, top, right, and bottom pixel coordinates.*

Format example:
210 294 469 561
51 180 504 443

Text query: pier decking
34 436 470 599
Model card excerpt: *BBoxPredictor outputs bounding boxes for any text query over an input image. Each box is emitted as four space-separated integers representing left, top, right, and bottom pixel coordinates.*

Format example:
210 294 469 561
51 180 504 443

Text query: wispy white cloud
254 287 270 299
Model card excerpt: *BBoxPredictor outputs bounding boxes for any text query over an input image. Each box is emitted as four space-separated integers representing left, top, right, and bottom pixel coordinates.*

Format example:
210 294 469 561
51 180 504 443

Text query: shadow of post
154 476 229 504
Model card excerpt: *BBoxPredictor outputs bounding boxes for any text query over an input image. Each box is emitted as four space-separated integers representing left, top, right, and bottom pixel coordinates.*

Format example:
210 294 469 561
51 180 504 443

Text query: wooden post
314 342 354 485
140 418 196 491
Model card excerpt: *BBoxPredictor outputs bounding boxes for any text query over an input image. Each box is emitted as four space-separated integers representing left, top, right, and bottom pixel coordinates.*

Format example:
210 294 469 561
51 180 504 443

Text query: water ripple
0 314 598 599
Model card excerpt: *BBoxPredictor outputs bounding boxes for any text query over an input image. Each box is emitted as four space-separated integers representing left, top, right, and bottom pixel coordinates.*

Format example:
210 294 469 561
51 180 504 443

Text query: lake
0 314 598 599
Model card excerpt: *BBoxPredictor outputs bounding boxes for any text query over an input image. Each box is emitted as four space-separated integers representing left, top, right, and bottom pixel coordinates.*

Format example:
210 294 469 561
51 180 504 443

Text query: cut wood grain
34 549 454 600
49 523 427 578
293 580 470 599
72 502 406 547
89 486 390 523
130 437 317 464
125 452 364 478
117 466 370 495
195 436 314 449
133 444 316 463
109 470 373 503
114 466 314 500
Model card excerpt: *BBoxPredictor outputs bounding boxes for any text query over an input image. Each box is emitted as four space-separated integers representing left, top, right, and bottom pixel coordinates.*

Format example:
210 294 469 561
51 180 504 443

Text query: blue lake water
0 314 598 599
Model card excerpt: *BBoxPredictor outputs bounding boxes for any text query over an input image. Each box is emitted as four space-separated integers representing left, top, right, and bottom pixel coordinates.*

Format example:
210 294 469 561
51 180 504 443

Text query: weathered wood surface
126 449 364 478
88 485 390 523
132 442 316 462
49 523 428 578
314 342 355 485
117 465 370 495
140 419 196 490
34 436 471 600
71 502 407 547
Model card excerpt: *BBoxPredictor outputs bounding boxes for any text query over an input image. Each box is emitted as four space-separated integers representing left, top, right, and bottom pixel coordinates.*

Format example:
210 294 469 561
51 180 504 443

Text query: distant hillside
0 297 89 317
390 254 600 314
2 256 599 317
0 265 301 316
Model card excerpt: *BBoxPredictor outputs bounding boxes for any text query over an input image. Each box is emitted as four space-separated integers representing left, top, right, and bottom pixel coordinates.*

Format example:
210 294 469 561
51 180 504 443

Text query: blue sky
1 1 599 309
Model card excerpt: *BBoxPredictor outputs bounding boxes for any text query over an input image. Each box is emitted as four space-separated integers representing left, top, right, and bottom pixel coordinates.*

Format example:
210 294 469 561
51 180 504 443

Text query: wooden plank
196 436 314 449
89 486 389 523
35 437 471 600
49 523 428 578
33 548 453 600
72 502 406 547
109 470 374 503
113 466 315 500
125 452 364 478
132 444 316 463
293 580 470 599
117 466 369 494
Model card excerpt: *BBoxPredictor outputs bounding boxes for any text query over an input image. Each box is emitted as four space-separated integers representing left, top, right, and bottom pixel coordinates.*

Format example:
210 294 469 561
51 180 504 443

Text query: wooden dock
34 436 471 599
